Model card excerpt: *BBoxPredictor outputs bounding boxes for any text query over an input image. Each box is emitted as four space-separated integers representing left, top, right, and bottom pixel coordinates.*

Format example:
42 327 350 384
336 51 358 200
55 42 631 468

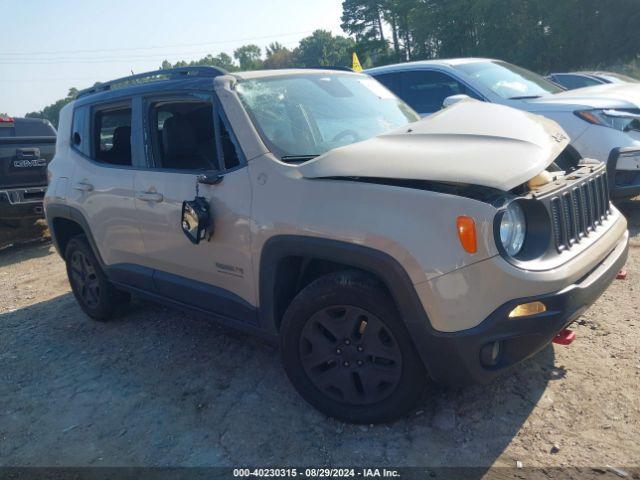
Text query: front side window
396 70 480 114
147 100 240 171
456 61 563 99
94 105 132 166
374 73 400 93
235 73 419 160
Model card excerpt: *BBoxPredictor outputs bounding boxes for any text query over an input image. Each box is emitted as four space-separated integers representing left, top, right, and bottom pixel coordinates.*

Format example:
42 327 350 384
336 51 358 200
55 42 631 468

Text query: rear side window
395 71 480 114
147 99 241 171
93 105 132 166
71 107 90 156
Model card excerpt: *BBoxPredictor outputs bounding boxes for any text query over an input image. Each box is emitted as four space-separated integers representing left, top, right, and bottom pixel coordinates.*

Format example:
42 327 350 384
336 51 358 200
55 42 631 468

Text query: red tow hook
616 269 627 280
553 329 576 345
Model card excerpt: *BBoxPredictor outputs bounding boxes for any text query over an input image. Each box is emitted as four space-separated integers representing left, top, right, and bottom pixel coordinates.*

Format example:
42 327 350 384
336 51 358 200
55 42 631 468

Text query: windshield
456 61 563 99
235 73 419 160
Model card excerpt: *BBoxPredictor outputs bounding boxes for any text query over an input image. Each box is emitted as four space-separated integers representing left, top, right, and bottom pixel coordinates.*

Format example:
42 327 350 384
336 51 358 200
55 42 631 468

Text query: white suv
368 58 640 199
45 67 628 423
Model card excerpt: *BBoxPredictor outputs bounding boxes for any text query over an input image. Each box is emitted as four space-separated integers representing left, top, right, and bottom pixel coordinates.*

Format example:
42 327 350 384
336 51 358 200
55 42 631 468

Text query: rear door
134 93 256 322
0 118 56 189
67 99 147 281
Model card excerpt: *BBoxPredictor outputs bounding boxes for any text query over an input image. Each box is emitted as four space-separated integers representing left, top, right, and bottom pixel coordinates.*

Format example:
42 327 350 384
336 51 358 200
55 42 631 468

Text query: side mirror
443 94 473 108
181 197 211 244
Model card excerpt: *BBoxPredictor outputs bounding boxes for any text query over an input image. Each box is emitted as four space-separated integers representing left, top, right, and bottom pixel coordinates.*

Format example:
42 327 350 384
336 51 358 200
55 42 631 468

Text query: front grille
549 171 610 251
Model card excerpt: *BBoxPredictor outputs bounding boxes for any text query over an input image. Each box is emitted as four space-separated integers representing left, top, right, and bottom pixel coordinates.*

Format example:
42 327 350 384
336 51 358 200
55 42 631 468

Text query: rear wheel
65 235 130 321
280 271 427 423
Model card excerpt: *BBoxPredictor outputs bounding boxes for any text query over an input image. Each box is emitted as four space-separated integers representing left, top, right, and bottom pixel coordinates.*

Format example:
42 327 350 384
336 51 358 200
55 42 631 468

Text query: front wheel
280 271 427 423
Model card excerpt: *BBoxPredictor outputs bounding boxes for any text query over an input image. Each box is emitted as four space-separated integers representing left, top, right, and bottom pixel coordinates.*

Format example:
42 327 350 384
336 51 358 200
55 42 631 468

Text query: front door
134 94 256 322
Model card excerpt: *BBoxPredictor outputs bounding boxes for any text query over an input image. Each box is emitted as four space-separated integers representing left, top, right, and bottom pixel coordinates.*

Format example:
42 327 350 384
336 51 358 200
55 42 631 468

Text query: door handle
136 191 164 203
73 182 94 192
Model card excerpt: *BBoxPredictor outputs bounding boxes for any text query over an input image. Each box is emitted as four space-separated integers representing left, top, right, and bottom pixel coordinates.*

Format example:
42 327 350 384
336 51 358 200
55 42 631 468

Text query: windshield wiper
281 154 319 163
509 95 542 100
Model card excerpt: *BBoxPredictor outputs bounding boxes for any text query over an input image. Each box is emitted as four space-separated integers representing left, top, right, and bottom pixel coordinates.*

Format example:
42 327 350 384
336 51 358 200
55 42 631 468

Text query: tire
280 270 427 424
65 235 130 321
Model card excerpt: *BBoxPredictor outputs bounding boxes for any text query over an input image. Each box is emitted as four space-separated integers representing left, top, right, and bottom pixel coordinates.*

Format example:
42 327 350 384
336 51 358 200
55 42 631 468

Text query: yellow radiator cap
509 301 547 318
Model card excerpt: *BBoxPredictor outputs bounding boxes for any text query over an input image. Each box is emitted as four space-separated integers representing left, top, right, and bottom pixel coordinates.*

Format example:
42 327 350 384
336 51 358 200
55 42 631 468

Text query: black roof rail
76 66 228 99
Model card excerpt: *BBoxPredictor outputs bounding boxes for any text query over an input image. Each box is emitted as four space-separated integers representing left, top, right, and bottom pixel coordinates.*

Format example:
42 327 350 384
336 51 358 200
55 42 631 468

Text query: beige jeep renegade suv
45 66 629 423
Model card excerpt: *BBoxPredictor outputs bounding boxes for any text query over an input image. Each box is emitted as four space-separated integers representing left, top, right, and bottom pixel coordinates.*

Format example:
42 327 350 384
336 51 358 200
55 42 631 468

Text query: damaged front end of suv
245 92 629 388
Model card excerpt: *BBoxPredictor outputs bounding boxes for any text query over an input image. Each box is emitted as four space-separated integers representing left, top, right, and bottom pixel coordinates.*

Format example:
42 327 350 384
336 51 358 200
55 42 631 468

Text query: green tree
160 52 238 71
341 0 389 64
295 30 356 67
233 44 263 70
25 87 79 128
342 0 386 40
263 42 297 69
340 0 640 72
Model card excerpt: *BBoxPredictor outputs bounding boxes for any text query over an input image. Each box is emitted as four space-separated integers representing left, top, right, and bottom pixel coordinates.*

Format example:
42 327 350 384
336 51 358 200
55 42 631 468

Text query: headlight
575 108 640 132
499 201 526 256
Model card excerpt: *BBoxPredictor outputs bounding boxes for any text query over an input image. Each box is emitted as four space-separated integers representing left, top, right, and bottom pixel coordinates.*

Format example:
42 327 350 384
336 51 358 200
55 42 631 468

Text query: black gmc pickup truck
0 116 56 226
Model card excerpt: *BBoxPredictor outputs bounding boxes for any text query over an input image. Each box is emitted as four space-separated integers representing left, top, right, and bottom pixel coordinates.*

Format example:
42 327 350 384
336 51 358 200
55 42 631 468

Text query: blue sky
0 0 345 116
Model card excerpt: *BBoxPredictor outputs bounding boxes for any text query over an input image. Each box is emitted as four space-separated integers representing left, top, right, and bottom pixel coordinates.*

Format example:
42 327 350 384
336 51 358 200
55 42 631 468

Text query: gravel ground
0 200 639 470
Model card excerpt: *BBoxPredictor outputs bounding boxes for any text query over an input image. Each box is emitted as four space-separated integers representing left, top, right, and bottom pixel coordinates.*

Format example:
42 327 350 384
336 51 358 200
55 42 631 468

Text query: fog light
508 301 547 318
480 341 502 367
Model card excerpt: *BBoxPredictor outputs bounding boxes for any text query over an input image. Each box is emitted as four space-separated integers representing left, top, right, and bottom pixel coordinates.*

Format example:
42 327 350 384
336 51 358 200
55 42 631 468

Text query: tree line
161 30 355 72
341 0 640 72
25 0 640 127
25 30 356 127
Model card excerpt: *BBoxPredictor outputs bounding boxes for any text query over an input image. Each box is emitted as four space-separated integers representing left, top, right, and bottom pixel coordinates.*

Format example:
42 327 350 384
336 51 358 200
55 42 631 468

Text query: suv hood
298 101 569 191
524 83 640 111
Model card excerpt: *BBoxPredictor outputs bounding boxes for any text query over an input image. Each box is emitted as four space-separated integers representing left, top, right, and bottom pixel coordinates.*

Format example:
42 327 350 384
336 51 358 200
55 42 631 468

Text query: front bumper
417 231 628 387
608 147 640 198
0 187 46 219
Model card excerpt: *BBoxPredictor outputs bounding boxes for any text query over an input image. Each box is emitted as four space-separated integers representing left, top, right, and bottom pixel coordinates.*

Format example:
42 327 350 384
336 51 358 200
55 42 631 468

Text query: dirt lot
0 201 639 471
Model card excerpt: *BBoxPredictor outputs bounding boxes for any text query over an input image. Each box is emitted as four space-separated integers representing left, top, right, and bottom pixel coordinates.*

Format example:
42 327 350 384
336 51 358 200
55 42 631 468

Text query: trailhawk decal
215 262 245 277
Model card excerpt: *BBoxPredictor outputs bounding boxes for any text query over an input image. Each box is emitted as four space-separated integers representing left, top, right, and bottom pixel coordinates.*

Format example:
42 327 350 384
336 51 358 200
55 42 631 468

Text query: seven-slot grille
549 171 610 251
